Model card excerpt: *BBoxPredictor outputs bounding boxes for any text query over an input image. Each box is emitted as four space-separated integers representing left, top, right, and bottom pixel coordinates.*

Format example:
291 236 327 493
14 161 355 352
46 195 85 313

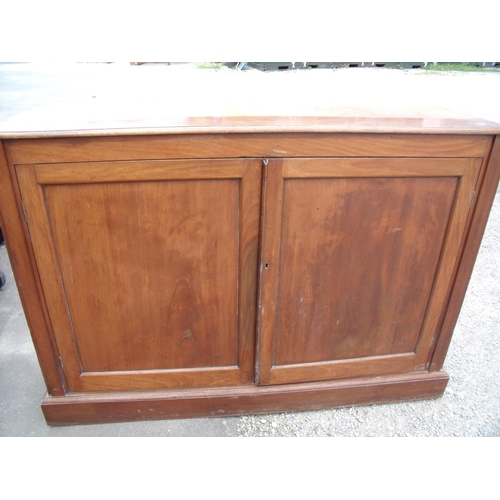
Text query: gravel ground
0 64 499 437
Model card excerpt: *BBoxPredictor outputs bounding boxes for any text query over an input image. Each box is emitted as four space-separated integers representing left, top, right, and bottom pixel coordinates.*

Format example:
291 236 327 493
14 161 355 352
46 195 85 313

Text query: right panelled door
257 157 481 385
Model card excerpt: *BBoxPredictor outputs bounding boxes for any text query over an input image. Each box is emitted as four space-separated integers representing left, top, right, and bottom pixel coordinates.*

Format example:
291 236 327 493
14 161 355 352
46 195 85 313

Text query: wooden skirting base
41 371 449 426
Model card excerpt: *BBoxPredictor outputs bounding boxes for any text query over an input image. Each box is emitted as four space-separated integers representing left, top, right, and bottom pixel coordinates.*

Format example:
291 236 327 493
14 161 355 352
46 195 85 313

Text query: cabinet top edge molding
0 113 500 139
1 64 500 139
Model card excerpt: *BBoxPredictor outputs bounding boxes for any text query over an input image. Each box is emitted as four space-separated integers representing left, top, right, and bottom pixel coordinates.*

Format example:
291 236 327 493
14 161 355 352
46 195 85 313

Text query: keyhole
265 263 269 269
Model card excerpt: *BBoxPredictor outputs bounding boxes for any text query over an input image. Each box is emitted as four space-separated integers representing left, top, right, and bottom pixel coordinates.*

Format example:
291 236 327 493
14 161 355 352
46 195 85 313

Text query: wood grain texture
413 159 482 366
16 159 261 391
45 179 240 372
35 159 247 184
7 134 490 165
2 116 500 140
283 157 468 178
274 177 456 363
80 367 240 391
269 353 416 385
237 160 262 383
0 64 498 140
35 160 261 385
258 157 480 386
430 136 500 370
16 165 84 391
0 144 65 395
41 371 449 426
4 125 498 424
256 159 284 385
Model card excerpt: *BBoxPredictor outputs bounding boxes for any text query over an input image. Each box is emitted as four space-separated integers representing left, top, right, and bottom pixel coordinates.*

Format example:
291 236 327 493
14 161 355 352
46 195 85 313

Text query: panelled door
257 157 481 385
17 159 261 392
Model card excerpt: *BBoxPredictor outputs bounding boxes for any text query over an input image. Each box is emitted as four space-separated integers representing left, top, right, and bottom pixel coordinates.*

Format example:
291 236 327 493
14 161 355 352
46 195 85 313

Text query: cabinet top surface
1 63 500 139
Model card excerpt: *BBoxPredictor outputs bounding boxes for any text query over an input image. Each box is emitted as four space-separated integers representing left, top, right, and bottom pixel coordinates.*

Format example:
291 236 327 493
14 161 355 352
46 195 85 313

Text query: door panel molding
16 159 262 391
257 157 481 385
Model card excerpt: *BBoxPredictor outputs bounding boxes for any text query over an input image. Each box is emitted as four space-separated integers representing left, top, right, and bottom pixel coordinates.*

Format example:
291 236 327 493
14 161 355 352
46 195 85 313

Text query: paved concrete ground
0 64 499 436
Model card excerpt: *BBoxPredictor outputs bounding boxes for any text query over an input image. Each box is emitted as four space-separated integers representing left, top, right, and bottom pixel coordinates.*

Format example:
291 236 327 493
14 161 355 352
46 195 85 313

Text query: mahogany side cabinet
1 124 500 425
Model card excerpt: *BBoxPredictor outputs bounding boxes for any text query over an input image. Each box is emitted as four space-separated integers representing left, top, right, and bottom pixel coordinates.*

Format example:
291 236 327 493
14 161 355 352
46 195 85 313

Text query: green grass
196 62 222 70
424 63 499 72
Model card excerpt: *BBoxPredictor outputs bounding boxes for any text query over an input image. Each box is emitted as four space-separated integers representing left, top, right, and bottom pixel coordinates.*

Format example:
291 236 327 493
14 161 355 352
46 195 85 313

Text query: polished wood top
1 63 499 138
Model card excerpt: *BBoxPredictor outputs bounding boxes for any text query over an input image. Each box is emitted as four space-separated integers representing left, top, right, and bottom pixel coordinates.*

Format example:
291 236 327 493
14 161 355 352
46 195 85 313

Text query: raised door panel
258 157 481 385
17 159 262 391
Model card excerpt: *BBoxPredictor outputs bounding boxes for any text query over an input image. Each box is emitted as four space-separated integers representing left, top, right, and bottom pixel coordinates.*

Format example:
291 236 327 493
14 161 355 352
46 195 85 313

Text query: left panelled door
16 158 262 392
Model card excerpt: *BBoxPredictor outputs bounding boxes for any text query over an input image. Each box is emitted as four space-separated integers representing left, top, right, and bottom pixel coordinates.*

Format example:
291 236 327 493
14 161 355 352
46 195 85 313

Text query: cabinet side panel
430 136 500 370
0 143 65 395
